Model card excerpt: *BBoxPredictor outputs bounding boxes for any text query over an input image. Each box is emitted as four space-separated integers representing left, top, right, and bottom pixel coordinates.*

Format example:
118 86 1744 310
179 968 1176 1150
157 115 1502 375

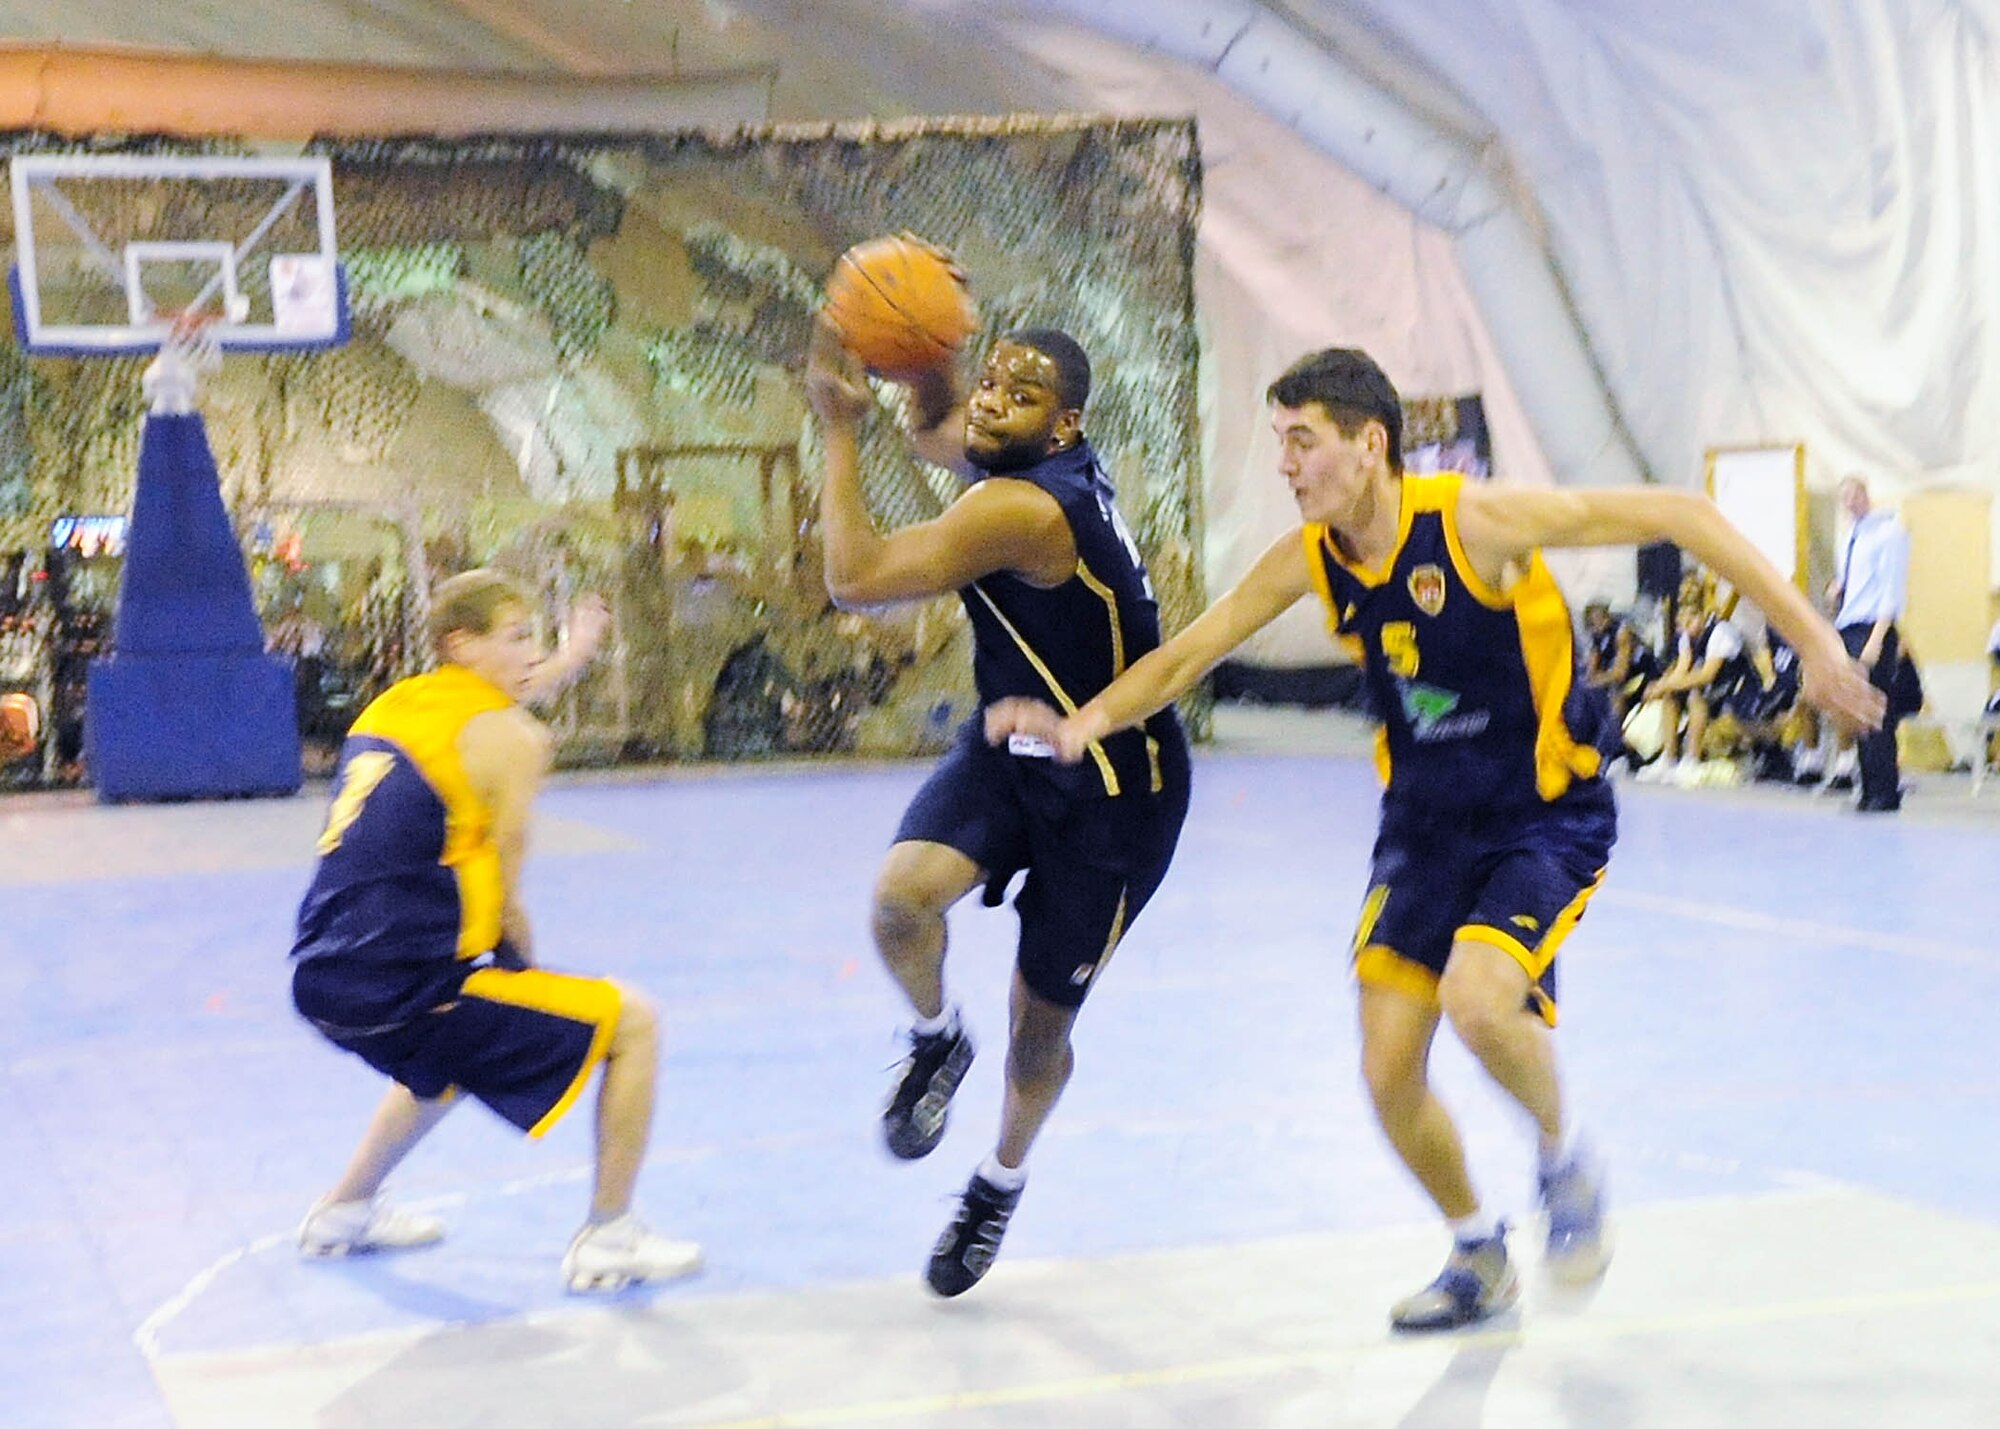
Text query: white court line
132 1164 590 1361
674 1276 2000 1429
1595 887 1994 969
134 1122 866 1365
133 1231 294 1362
145 1186 2000 1429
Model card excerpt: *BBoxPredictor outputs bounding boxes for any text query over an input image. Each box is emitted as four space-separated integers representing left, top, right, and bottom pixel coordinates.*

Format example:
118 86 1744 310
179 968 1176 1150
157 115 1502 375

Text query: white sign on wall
1706 444 1805 589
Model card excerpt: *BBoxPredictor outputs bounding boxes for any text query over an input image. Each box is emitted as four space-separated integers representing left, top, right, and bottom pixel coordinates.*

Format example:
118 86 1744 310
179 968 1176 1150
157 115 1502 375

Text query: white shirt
1835 509 1908 628
1678 618 1742 668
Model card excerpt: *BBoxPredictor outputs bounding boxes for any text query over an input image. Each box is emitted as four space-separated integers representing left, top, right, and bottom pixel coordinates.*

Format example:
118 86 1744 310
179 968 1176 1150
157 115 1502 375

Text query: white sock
912 1005 958 1038
1539 1126 1580 1172
1449 1211 1499 1246
977 1153 1027 1191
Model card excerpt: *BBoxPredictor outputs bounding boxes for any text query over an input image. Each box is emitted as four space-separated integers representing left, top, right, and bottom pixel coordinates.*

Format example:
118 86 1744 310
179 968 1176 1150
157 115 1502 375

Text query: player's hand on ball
805 317 871 427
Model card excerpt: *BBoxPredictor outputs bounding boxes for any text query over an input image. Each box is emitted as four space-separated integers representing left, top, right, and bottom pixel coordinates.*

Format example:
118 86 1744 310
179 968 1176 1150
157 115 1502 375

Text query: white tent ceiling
5 0 1997 652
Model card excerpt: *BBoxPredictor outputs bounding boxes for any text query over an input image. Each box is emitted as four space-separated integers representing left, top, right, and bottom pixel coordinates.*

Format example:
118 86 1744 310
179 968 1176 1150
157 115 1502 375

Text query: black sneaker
926 1171 1022 1297
882 1021 974 1160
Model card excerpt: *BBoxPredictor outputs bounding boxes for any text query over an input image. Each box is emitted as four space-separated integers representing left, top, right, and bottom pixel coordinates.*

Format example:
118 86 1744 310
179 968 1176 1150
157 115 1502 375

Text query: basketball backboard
9 153 348 355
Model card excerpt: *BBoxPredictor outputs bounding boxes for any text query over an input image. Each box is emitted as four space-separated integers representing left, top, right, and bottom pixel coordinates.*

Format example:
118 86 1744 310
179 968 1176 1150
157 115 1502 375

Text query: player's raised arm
989 529 1316 762
1455 483 1884 732
805 321 1072 608
521 593 610 708
903 365 977 479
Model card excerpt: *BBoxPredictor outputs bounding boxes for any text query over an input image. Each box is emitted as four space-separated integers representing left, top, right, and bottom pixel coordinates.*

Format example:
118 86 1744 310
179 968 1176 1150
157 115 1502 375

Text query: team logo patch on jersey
1398 681 1493 742
1408 564 1447 617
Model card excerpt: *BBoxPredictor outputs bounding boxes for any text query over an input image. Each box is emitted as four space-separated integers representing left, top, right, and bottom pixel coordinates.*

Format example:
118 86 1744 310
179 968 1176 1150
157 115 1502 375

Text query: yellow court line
680 1279 2000 1429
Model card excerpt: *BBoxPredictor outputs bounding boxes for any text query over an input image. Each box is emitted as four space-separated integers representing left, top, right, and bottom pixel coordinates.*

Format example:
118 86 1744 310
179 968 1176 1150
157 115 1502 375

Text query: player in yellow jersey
989 348 1884 1331
290 571 700 1293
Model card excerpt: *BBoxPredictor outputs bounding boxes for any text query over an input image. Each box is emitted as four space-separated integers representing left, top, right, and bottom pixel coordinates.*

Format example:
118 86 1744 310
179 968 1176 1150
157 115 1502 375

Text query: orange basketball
0 691 38 762
822 233 977 379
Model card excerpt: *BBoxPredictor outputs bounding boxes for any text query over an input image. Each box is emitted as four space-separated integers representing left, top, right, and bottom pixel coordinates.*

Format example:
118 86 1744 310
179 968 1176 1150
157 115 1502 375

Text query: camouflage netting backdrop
0 119 1205 773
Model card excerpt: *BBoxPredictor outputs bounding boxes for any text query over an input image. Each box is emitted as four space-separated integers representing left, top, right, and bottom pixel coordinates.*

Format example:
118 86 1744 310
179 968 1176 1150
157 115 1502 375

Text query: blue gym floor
5 709 1999 1427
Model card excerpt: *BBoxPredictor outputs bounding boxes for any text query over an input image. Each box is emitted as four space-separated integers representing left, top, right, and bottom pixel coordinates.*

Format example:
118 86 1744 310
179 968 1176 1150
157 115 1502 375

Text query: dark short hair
1004 327 1092 412
1266 347 1404 472
429 569 530 656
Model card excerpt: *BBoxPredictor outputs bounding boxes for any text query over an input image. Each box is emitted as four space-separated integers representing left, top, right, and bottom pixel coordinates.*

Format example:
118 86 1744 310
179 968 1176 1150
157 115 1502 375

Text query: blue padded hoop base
84 411 301 802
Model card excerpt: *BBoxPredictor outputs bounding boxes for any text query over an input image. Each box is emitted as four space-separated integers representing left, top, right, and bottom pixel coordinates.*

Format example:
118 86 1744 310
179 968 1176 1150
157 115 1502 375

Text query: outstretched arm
805 324 1071 607
988 530 1316 761
1456 485 1884 731
521 593 610 708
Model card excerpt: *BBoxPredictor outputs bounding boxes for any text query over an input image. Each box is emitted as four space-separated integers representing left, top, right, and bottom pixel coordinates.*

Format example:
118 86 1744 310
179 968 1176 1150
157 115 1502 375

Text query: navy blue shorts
1352 780 1617 1026
293 956 622 1136
895 720 1190 1008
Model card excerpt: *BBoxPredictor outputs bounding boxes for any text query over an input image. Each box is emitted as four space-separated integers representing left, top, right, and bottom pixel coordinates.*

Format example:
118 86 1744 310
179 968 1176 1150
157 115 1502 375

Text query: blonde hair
428 569 531 657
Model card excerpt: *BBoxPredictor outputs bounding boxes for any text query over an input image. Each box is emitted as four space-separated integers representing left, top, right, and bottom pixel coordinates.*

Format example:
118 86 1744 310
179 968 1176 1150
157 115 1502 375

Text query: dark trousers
1840 621 1901 807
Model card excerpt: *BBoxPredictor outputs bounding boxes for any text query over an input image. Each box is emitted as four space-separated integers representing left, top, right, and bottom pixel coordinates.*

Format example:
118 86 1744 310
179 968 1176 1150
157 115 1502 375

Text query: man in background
1827 475 1910 812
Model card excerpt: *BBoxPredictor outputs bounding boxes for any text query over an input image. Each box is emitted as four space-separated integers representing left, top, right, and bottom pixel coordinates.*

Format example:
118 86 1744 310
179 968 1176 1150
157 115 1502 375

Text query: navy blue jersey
291 666 514 1026
1689 618 1754 699
1589 615 1658 684
962 440 1181 800
1307 473 1611 814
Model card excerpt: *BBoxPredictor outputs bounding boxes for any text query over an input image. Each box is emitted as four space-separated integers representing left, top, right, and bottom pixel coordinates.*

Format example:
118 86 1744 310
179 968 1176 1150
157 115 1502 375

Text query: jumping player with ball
807 236 1190 1297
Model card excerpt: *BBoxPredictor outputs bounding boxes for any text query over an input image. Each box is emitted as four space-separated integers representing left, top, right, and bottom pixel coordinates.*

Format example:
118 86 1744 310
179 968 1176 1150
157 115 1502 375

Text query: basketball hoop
142 308 225 414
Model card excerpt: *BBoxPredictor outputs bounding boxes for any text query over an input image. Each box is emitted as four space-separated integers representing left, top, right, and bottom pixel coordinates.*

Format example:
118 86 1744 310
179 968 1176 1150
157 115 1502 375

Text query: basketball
822 233 977 379
0 691 39 762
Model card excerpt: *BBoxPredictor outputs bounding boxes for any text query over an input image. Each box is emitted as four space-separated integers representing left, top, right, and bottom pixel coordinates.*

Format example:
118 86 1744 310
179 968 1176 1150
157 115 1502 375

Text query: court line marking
671 1277 2000 1429
133 1164 590 1360
137 1121 894 1365
1594 888 1994 969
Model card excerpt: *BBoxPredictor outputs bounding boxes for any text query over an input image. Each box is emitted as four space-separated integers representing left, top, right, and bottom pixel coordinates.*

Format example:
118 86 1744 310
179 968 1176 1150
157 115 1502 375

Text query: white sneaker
562 1214 703 1293
1633 760 1671 785
298 1196 445 1258
1671 757 1704 787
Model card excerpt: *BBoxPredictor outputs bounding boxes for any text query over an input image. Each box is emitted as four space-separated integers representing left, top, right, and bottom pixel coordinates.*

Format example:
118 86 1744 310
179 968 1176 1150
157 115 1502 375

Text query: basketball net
142 310 225 415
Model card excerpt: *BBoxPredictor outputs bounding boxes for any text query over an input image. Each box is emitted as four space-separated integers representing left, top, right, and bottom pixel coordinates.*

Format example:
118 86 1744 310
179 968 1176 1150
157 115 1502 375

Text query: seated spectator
1986 617 2000 716
1635 588 1752 785
1714 627 1813 781
1582 600 1661 729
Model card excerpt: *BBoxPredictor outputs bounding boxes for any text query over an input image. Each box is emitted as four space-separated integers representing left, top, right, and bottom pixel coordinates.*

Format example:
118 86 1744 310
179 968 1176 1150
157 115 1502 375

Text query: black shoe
926 1171 1022 1297
882 1021 974 1160
1855 795 1901 813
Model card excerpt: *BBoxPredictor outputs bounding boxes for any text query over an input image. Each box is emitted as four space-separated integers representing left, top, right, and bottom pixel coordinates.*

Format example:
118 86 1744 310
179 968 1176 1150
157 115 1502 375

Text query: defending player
805 322 1191 1297
988 348 1883 1330
289 571 700 1293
